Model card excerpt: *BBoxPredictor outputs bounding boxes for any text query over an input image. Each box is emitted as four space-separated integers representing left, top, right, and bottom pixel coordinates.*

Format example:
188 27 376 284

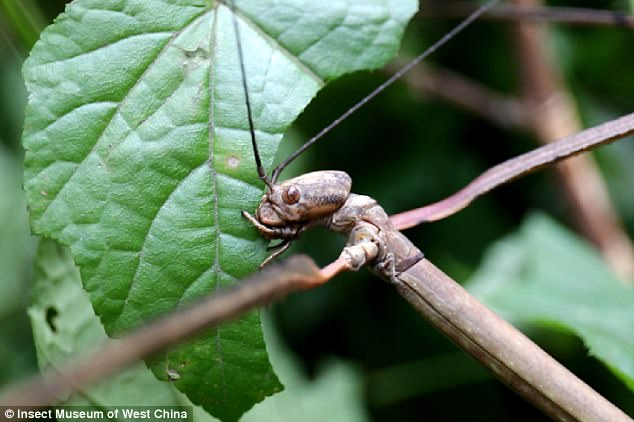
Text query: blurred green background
1 1 633 420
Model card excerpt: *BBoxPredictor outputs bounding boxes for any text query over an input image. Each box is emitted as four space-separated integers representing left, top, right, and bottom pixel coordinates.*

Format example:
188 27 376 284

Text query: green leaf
22 1 417 420
28 239 183 410
467 213 634 392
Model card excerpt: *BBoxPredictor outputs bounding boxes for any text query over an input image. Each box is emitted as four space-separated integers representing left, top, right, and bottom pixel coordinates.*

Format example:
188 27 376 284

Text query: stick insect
228 1 634 419
9 1 632 418
236 1 499 270
234 0 632 274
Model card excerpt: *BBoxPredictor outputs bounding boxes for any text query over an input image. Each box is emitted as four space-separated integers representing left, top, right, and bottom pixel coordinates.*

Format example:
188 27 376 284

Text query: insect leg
260 240 293 268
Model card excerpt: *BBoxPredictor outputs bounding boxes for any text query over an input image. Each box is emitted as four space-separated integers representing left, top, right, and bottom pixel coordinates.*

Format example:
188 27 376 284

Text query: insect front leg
339 222 381 271
374 250 397 283
260 240 293 268
341 222 398 283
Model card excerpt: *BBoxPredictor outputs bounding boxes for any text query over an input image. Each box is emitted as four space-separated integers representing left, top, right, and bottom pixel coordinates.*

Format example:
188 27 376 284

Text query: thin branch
319 256 350 280
425 1 634 28
390 112 634 229
3 186 633 420
512 0 634 279
9 111 632 406
0 255 333 408
2 249 630 420
390 2 634 278
3 1 632 418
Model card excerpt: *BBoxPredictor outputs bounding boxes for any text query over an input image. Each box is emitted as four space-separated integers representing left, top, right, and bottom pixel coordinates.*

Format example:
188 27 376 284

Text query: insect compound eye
282 185 301 204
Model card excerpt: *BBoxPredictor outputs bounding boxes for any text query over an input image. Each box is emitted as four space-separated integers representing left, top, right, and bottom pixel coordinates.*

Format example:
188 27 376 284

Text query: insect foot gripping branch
327 194 424 281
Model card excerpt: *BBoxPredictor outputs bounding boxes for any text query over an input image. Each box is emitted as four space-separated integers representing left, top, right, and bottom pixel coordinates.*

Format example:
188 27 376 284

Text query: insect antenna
229 0 273 192
271 0 498 183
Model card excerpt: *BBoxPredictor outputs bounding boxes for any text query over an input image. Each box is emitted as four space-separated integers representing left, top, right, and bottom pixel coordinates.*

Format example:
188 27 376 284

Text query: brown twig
425 1 634 28
2 250 631 420
318 256 350 281
512 0 634 279
3 259 625 422
4 2 632 418
390 112 634 229
0 255 333 408
389 3 634 278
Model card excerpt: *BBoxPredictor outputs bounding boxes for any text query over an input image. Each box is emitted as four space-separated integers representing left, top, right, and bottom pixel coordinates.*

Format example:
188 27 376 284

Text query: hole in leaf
45 307 59 332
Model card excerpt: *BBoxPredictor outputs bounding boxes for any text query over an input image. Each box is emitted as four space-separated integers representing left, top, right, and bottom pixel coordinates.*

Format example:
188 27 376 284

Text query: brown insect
233 1 496 268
